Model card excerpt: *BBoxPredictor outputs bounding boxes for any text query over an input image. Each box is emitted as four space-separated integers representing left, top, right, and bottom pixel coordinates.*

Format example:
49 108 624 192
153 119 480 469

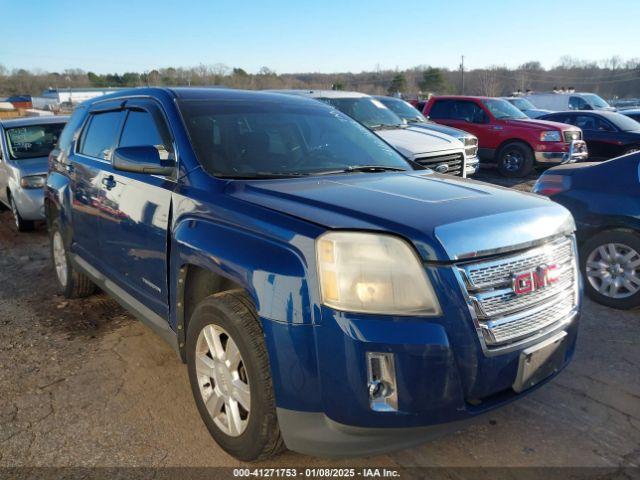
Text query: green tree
418 67 448 93
387 73 406 95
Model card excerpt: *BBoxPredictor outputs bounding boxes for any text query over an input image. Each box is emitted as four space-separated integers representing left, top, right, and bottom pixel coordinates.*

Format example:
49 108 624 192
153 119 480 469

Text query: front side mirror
112 146 175 176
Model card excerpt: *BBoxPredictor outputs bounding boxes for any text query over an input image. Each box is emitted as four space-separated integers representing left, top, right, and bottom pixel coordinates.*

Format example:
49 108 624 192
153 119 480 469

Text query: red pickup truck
422 96 588 177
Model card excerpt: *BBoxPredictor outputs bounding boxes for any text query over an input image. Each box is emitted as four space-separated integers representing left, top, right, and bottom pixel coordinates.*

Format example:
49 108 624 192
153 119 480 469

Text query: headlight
540 131 561 142
20 174 47 189
316 231 441 315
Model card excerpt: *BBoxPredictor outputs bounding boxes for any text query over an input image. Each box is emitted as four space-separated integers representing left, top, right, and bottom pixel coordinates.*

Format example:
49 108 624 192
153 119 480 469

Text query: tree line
1 56 639 100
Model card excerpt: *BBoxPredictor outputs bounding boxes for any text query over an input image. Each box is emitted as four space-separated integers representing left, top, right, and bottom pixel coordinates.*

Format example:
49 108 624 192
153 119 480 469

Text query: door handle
102 175 116 190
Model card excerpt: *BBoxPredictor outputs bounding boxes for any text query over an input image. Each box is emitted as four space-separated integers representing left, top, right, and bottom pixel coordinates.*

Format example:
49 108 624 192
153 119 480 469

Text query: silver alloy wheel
10 197 20 230
586 242 640 299
52 231 68 288
503 150 523 172
196 324 250 437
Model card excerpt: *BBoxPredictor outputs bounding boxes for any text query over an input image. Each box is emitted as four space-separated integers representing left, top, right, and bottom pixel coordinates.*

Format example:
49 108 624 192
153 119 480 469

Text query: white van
523 92 615 112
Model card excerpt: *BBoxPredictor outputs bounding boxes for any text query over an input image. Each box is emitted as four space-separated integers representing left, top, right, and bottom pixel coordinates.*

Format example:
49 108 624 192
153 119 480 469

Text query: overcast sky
2 0 638 74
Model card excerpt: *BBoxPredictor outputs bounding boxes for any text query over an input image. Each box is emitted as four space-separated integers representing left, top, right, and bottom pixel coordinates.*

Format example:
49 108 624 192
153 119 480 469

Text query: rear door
97 99 175 318
71 102 126 266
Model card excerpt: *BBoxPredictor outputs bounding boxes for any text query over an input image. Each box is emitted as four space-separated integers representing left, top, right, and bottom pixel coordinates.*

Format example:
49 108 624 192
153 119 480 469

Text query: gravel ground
0 171 638 478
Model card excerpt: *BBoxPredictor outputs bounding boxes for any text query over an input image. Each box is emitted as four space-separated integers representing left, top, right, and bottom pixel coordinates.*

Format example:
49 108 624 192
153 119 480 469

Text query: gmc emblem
512 264 560 296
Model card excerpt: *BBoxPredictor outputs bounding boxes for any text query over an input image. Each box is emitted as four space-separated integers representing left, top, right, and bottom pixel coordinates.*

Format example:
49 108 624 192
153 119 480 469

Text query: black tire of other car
49 219 96 298
580 229 640 310
9 194 34 232
497 141 534 178
186 290 284 461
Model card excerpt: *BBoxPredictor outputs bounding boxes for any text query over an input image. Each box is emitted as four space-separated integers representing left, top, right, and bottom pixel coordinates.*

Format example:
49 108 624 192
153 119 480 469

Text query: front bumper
263 264 580 457
465 156 480 175
534 140 588 164
13 187 45 221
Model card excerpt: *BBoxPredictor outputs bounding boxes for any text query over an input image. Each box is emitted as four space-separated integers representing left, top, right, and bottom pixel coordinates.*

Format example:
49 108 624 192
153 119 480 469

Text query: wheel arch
496 138 534 157
172 217 317 362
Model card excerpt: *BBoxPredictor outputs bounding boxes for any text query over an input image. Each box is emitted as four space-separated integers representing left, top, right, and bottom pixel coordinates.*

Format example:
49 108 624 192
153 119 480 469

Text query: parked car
373 95 479 175
534 153 640 309
272 90 469 176
620 108 640 123
0 115 68 231
539 111 640 161
422 96 588 177
523 92 615 112
47 87 581 460
501 97 552 119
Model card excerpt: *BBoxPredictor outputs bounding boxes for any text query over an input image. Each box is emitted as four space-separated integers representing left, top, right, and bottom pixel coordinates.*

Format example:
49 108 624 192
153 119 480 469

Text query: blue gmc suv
46 88 581 461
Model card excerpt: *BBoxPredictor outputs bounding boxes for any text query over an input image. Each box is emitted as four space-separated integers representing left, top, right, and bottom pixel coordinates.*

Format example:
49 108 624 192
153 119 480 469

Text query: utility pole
460 55 465 94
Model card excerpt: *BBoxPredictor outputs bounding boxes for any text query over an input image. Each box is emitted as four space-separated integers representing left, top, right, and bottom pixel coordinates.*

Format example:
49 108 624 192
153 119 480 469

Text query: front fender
171 216 323 411
44 171 73 237
172 217 316 326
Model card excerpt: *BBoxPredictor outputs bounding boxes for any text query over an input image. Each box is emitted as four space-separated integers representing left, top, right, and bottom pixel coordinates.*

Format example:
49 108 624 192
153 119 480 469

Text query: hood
228 172 575 262
524 108 553 118
7 156 48 177
405 121 470 139
375 127 464 157
504 118 578 131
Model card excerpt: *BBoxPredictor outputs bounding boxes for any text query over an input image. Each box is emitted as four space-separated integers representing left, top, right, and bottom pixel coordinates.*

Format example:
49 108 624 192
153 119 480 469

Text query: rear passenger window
80 110 125 159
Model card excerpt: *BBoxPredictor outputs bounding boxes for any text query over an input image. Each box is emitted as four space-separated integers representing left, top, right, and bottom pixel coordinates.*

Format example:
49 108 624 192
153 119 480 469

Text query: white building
40 87 125 106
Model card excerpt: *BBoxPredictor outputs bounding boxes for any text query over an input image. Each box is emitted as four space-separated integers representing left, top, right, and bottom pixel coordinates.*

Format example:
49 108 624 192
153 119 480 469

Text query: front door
71 103 126 266
97 99 175 318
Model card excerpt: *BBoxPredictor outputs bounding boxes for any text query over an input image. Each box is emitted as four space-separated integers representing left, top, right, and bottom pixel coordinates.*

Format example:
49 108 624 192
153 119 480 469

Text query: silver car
0 116 68 231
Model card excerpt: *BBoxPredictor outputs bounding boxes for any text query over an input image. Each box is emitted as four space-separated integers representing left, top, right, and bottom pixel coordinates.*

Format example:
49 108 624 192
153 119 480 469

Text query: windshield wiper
216 171 311 179
314 165 408 175
369 123 405 130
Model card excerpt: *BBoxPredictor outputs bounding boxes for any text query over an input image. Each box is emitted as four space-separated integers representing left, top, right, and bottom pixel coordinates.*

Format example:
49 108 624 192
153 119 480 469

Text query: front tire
186 290 284 461
580 229 640 310
9 195 34 232
497 142 534 178
49 220 96 298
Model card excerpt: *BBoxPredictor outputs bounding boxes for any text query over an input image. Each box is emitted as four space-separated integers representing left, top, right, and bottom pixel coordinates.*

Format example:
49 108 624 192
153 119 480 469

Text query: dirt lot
0 171 638 478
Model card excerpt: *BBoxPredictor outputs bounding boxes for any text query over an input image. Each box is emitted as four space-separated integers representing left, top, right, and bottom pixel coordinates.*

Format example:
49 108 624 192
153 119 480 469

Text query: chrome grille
465 238 573 290
464 137 478 159
415 152 464 176
483 294 575 345
458 236 578 348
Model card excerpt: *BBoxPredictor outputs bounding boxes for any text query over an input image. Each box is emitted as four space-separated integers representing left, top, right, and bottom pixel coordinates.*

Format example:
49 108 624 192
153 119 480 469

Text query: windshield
377 98 427 123
583 93 611 109
482 99 528 120
178 99 411 178
510 98 536 111
608 112 640 132
4 123 65 160
320 97 404 128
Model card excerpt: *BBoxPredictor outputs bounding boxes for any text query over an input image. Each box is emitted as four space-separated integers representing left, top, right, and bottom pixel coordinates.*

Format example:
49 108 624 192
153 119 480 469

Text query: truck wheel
497 142 534 178
580 229 640 310
186 290 284 461
49 220 96 298
9 195 34 232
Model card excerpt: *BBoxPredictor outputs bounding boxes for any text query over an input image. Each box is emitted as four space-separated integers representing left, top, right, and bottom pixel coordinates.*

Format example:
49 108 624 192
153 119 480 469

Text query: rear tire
497 142 534 178
49 219 96 298
580 229 640 310
186 290 284 461
9 195 34 232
